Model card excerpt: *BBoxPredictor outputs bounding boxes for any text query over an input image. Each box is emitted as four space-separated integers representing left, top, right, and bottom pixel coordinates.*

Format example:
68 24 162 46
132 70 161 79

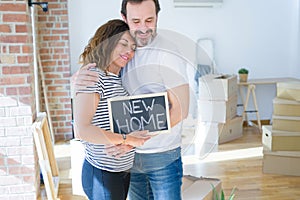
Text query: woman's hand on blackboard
127 130 151 147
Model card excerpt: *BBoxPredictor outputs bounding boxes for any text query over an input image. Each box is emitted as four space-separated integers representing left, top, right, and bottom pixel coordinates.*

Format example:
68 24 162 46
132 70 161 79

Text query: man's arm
167 83 189 127
70 63 99 98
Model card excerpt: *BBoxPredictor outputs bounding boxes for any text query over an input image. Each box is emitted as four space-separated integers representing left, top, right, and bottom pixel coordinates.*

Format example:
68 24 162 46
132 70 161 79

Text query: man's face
123 0 158 47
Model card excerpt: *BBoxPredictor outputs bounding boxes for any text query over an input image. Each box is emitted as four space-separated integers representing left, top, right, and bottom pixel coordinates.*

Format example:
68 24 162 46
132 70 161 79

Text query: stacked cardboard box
197 74 243 149
262 81 300 176
182 175 221 200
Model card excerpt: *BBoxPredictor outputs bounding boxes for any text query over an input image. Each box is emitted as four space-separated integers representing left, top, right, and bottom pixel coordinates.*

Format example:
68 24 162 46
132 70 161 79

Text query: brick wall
37 0 72 141
0 1 39 199
0 0 72 198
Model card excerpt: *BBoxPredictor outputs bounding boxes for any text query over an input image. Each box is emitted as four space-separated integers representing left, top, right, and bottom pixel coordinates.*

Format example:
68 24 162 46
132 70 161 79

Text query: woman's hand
104 130 151 158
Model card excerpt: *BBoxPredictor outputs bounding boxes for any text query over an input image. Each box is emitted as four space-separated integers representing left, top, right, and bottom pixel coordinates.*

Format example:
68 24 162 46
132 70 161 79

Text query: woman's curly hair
79 19 130 72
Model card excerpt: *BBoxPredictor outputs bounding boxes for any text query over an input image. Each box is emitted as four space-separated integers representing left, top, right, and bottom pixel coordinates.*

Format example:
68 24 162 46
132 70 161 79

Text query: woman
74 19 150 200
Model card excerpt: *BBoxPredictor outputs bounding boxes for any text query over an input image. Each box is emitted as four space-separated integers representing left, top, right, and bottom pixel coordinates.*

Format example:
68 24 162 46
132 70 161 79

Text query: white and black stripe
79 70 134 172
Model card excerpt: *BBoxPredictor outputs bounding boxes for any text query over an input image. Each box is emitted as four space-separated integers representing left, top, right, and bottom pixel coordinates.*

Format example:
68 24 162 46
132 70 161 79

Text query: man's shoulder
152 34 179 51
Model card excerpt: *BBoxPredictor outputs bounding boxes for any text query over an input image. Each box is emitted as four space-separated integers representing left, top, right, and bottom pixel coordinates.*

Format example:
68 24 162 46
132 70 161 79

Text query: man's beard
134 29 156 47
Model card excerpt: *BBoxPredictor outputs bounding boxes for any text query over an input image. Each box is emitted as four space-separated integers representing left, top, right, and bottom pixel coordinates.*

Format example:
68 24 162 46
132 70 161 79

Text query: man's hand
70 63 99 97
104 144 134 158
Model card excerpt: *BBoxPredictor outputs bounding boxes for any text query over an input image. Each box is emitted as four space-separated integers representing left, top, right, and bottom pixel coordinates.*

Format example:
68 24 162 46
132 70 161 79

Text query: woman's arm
74 92 150 146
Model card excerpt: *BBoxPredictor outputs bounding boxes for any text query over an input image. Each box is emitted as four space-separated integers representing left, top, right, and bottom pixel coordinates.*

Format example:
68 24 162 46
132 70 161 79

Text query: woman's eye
119 41 128 46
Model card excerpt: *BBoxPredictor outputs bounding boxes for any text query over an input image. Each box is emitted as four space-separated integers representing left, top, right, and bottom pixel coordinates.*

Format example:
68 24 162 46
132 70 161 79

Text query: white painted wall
68 0 300 119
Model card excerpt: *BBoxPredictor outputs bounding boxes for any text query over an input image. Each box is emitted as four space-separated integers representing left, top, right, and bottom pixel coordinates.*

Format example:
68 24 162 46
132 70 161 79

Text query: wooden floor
52 126 300 200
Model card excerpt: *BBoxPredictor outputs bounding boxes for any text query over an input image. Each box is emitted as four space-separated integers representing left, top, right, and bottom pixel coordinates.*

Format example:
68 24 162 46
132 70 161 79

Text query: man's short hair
121 0 161 18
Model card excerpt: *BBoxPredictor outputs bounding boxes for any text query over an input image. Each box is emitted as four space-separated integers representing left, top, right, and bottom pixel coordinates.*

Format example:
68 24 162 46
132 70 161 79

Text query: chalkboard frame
107 92 171 135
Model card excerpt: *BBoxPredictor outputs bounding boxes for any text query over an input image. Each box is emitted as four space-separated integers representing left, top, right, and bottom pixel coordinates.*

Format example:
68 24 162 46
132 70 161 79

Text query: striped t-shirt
79 69 135 172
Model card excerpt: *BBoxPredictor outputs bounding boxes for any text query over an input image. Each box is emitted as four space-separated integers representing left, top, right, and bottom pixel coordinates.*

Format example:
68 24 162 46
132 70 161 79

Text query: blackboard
107 92 170 134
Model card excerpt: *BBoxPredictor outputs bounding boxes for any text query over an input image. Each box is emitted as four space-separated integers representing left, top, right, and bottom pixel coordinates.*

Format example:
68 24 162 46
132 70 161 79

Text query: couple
73 0 190 199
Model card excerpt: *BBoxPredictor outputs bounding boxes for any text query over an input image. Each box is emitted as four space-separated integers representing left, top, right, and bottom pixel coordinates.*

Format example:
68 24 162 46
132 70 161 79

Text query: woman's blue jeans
128 147 183 200
81 159 130 200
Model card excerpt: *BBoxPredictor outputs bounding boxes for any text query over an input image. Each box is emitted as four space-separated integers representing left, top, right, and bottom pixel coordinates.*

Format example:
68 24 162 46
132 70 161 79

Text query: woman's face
111 31 136 69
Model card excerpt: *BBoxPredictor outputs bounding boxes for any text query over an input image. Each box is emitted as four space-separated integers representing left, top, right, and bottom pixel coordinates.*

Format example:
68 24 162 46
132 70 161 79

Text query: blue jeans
128 147 183 200
81 159 130 200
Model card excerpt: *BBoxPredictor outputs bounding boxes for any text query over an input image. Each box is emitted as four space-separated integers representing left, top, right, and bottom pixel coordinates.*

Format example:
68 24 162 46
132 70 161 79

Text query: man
74 0 190 199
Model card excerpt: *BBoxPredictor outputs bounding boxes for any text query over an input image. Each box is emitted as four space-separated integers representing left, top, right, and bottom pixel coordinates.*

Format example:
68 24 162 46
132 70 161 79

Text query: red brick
9 46 20 53
52 91 68 97
7 156 22 165
0 35 29 43
52 29 69 34
48 86 63 91
43 35 60 41
22 45 33 54
17 55 31 64
56 127 72 133
0 3 26 12
54 79 69 84
42 61 56 67
18 87 31 95
56 110 72 115
0 157 5 166
15 25 28 33
51 10 68 15
3 14 28 23
45 74 61 79
3 66 30 75
0 77 26 85
6 88 18 95
0 24 11 33
19 96 33 105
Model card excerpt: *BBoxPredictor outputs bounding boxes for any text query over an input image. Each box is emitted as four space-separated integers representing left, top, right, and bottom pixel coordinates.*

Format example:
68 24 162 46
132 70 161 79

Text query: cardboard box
277 81 300 101
273 97 300 117
263 150 300 176
182 175 222 200
262 125 300 151
198 74 238 101
272 115 300 132
198 95 237 123
219 116 243 144
196 116 243 146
